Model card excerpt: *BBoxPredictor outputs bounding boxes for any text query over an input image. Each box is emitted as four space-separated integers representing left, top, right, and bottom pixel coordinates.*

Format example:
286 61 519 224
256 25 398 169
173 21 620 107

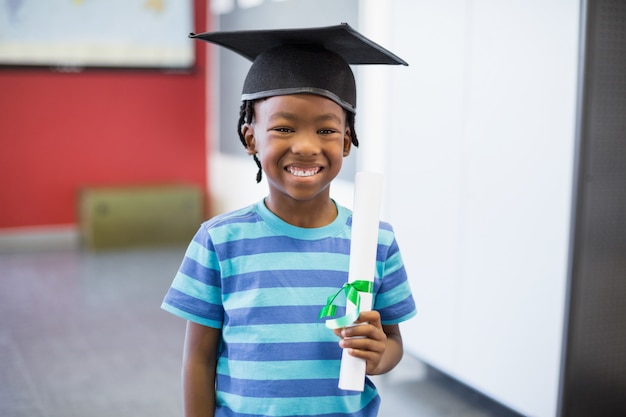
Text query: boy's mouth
286 166 322 177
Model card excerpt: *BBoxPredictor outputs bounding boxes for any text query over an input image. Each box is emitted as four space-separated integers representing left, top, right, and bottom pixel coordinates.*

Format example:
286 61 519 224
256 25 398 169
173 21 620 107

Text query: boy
162 23 416 417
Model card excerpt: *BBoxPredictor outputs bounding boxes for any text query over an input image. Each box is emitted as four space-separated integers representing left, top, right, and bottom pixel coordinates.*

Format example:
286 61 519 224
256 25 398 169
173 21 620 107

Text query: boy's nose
291 132 320 156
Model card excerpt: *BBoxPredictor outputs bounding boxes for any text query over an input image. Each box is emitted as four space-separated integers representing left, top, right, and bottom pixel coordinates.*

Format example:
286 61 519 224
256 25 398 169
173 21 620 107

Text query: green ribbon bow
319 280 374 329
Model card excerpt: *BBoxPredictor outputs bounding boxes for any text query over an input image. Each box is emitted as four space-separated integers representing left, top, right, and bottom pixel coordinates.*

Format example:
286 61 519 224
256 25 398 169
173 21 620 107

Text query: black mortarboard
189 23 408 113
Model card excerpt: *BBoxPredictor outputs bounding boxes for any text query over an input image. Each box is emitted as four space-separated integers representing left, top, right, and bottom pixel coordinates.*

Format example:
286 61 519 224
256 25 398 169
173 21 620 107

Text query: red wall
0 0 209 230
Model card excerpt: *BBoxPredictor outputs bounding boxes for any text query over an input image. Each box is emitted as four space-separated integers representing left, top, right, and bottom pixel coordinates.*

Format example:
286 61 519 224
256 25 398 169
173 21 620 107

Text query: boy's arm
334 310 404 375
182 321 221 417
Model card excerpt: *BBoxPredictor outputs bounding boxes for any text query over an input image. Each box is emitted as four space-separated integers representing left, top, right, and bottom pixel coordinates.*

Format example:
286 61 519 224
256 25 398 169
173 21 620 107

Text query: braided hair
237 99 359 183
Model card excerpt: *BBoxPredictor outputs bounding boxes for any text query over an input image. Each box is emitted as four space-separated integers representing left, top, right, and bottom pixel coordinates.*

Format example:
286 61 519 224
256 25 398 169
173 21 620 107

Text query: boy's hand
333 310 402 375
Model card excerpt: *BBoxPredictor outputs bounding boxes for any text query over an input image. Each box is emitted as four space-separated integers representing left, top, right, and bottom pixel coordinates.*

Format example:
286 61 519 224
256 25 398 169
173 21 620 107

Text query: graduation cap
189 23 407 113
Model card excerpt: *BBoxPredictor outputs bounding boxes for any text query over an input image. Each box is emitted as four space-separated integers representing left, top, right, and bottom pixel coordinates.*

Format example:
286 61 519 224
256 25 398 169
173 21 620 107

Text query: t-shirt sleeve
161 224 224 329
373 233 417 325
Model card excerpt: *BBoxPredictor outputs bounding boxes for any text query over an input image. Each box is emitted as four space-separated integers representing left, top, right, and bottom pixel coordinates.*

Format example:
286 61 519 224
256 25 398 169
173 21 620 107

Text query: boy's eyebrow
268 111 297 121
269 112 343 123
316 113 343 123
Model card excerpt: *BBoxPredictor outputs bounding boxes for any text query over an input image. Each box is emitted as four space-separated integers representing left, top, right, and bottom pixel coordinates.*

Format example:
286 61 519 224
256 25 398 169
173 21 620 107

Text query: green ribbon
319 280 374 329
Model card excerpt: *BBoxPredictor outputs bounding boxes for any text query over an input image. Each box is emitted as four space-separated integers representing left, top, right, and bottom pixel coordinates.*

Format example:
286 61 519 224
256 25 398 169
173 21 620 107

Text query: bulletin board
0 0 194 69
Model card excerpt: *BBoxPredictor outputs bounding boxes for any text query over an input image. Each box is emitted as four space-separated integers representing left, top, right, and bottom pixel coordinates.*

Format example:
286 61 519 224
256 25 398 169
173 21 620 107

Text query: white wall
361 1 581 416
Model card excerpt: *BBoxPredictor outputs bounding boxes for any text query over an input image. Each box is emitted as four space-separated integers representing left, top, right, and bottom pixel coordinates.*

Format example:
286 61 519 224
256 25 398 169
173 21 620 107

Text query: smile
286 166 322 177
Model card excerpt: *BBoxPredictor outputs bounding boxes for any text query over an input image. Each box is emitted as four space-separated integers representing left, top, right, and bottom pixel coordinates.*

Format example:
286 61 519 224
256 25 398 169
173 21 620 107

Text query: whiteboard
0 0 194 68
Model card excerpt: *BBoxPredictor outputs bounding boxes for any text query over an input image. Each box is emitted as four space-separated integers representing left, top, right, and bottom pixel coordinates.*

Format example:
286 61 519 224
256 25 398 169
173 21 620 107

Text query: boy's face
242 94 352 205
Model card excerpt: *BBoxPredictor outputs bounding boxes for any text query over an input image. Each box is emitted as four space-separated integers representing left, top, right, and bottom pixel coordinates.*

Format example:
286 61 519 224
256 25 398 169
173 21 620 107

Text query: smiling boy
162 24 416 417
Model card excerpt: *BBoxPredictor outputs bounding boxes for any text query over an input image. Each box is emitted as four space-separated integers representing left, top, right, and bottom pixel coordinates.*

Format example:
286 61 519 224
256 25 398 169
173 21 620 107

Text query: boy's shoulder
201 202 260 230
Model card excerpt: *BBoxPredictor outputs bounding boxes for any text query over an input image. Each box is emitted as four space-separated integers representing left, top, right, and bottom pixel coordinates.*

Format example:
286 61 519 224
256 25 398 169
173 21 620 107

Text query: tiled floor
0 247 524 417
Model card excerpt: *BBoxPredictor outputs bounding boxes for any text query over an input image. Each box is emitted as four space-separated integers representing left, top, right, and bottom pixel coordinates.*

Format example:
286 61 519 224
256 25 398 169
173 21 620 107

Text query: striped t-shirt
162 199 416 417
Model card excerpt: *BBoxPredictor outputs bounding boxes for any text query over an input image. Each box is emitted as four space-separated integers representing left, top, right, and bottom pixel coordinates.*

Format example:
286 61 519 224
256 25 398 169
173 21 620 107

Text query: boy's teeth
288 167 320 177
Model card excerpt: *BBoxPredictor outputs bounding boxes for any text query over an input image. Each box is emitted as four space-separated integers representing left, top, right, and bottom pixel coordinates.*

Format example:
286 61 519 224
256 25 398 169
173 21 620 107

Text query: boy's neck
264 196 338 228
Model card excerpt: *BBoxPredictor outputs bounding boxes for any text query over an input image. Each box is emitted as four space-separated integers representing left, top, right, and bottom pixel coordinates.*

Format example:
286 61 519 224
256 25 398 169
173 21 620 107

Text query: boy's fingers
354 310 381 326
343 313 384 339
341 338 385 370
342 324 387 345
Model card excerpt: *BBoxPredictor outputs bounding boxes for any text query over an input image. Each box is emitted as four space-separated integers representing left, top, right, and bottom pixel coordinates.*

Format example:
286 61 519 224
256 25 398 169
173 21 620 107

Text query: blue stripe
224 305 345 326
222 270 347 293
162 288 224 323
379 221 394 232
214 235 352 257
178 256 220 286
375 280 413 309
377 265 408 294
221 342 340 361
217 376 353 397
377 294 416 323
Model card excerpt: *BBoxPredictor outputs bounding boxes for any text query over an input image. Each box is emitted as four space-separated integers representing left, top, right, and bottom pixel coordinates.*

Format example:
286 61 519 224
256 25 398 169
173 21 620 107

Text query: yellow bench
79 185 204 250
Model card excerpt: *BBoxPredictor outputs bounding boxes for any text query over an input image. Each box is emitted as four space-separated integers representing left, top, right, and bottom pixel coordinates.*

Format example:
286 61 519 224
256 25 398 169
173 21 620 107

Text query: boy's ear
343 128 352 157
241 123 256 155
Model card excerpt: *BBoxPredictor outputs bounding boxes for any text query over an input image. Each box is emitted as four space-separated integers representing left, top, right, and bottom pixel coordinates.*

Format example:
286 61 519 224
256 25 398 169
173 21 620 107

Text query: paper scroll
337 171 383 391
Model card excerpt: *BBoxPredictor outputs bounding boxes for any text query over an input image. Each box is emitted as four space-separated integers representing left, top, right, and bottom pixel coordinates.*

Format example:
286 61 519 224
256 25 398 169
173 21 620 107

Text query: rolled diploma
338 171 383 391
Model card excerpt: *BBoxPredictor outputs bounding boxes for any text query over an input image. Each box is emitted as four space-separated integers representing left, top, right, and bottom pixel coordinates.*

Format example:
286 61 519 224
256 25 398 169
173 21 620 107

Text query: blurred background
1 1 625 417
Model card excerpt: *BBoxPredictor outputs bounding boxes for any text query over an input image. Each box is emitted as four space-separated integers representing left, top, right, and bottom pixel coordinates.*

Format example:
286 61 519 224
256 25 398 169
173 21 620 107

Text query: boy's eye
318 129 337 135
273 127 293 133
